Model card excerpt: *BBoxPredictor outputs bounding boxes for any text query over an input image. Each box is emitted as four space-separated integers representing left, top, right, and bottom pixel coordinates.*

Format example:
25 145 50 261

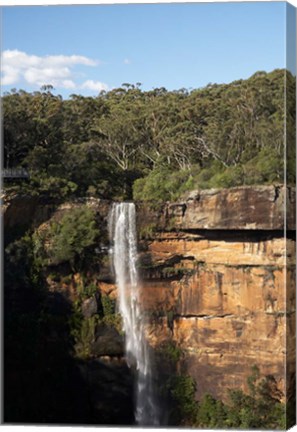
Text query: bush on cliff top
132 147 284 202
34 206 99 271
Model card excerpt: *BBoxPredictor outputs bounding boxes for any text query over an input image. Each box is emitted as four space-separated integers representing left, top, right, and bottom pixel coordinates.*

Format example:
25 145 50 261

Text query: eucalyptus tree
90 85 148 196
3 89 36 168
63 94 107 145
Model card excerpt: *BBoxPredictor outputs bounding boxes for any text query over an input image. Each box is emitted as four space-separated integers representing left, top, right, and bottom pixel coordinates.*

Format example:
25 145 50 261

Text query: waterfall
109 202 159 426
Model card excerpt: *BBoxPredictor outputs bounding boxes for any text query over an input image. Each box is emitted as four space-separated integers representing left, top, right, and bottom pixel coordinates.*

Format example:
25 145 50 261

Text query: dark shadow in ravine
3 274 134 425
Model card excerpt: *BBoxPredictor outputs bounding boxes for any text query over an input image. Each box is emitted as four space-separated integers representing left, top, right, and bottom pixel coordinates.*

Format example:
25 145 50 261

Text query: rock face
137 231 295 401
134 185 295 402
137 184 295 232
3 194 110 236
3 186 295 405
82 296 98 318
91 325 124 357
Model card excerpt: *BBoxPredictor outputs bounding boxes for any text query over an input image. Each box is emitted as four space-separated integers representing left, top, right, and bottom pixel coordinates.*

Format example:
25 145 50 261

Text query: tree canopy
3 69 295 202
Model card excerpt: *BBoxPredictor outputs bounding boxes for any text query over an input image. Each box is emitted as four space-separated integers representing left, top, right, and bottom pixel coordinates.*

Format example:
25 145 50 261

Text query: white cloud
1 65 20 85
24 66 72 86
62 80 77 89
81 79 108 92
1 49 104 91
124 58 131 65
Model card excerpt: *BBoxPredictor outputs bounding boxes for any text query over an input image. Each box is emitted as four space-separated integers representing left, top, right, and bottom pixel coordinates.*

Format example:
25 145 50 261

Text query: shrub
29 175 78 199
133 166 173 202
195 374 286 430
209 165 245 188
244 148 283 184
196 394 227 428
133 166 195 202
158 341 182 365
46 206 99 270
168 374 198 425
99 294 122 332
101 314 123 333
139 222 158 239
5 233 44 291
101 294 116 316
73 316 97 359
77 281 98 300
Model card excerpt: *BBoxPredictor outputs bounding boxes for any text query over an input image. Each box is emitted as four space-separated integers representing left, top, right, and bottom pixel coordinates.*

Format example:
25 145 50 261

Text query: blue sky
1 2 293 98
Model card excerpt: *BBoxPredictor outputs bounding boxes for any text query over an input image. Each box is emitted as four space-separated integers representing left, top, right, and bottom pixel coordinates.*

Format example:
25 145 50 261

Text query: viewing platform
2 168 30 180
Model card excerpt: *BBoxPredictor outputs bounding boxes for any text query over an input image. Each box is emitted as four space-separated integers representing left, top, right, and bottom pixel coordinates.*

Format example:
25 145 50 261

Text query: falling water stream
109 202 159 426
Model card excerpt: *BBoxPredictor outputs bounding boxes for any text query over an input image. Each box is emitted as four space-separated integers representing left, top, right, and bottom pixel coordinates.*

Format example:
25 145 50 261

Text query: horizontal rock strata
3 185 296 403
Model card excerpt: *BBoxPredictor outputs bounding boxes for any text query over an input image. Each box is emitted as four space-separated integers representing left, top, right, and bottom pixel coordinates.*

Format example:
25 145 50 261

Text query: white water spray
109 202 159 426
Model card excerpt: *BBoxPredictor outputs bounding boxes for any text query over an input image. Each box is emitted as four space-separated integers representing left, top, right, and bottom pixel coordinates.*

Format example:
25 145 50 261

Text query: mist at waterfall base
109 202 160 426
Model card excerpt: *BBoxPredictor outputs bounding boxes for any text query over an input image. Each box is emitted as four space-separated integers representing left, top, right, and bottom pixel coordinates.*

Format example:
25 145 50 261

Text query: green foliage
99 294 122 332
132 148 284 202
5 232 44 291
196 394 227 428
101 294 116 316
161 266 194 278
139 222 158 239
73 315 97 359
155 360 286 429
244 148 284 184
224 387 285 429
69 289 99 359
158 341 182 365
78 282 98 300
69 290 122 360
101 314 123 333
208 165 245 188
29 175 78 199
3 69 293 201
194 366 286 430
133 166 193 202
167 374 198 425
69 302 84 340
3 88 65 173
166 310 175 331
46 206 99 270
247 364 260 396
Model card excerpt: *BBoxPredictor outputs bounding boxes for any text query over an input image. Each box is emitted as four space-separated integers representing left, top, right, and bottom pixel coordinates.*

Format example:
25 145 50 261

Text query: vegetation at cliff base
3 69 295 202
194 366 286 429
161 360 286 430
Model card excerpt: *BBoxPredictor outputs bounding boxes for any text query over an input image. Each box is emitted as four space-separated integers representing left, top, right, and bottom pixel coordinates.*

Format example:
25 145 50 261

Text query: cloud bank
1 49 108 92
81 79 109 92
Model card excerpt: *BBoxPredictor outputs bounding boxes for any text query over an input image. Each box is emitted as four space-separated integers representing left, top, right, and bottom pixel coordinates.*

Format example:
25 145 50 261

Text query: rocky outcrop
137 184 295 232
91 325 124 357
82 296 98 318
3 194 110 235
3 185 295 405
136 230 295 401
134 186 296 402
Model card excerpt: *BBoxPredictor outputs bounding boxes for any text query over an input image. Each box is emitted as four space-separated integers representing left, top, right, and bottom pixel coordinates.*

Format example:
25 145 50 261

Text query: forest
3 68 296 202
3 68 296 427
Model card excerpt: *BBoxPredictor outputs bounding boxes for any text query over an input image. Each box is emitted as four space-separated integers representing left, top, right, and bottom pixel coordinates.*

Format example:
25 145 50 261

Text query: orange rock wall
137 231 295 402
3 187 295 403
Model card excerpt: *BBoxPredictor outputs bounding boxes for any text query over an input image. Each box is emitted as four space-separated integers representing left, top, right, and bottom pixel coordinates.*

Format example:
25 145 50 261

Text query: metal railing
2 168 30 179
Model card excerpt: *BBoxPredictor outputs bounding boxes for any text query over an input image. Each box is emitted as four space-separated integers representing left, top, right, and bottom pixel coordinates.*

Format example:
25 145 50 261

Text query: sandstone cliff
135 185 295 402
3 185 295 404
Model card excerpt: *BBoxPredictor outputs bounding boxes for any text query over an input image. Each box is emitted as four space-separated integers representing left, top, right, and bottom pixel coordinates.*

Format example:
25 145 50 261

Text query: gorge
3 184 296 427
